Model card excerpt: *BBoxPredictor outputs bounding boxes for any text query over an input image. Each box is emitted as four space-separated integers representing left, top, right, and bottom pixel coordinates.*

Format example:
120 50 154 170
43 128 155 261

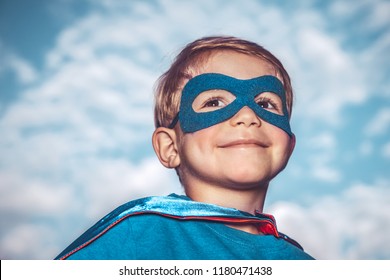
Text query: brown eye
204 99 224 108
255 93 283 115
257 100 276 109
192 90 235 112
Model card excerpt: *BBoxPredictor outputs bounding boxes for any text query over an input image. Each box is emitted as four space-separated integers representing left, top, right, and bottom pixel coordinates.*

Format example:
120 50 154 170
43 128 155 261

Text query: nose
229 106 261 127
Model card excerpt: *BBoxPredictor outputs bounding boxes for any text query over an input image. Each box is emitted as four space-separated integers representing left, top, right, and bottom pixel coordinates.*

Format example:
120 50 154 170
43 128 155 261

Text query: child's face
176 51 295 190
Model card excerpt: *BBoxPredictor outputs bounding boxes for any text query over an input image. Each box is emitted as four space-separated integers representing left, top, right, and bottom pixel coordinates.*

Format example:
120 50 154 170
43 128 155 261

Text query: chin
225 171 271 189
225 180 269 191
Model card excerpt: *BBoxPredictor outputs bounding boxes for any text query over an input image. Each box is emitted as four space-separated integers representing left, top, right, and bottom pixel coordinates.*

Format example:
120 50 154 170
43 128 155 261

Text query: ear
152 127 181 168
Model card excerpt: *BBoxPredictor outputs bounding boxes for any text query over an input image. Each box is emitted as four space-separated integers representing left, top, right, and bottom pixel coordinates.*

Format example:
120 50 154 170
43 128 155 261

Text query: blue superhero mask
168 73 293 137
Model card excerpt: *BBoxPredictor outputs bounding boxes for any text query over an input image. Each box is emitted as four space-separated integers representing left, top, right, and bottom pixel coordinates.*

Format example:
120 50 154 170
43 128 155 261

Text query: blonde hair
154 36 293 128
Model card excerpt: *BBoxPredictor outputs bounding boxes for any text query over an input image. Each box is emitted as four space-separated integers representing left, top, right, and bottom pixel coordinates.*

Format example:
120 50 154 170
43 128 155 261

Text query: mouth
218 139 269 149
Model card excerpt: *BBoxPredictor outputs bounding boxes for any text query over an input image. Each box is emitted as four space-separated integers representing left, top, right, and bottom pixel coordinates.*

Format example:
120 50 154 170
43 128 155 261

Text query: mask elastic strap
168 113 179 129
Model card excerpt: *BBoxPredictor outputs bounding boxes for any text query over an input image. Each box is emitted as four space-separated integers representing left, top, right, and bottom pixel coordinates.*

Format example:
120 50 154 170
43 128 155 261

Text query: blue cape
55 194 302 259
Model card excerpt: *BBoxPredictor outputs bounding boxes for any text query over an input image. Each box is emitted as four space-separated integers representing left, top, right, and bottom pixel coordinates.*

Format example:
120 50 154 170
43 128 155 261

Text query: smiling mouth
218 139 269 148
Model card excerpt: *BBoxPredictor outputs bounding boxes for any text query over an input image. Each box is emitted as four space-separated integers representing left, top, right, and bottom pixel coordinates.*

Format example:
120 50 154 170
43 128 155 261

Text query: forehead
198 50 279 80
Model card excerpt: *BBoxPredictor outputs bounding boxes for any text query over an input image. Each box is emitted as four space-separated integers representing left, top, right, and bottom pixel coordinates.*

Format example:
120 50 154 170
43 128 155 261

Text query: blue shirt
56 194 314 260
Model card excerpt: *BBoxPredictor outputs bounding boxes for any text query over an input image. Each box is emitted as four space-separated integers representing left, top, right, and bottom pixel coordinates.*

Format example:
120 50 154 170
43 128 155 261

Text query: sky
0 0 389 260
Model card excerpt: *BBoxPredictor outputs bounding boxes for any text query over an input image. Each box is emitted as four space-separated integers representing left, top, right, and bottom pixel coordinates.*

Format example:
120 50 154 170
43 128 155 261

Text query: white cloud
0 223 58 259
311 165 341 183
304 132 341 183
329 0 390 31
0 172 76 216
8 55 38 84
359 141 373 156
364 0 390 30
382 142 390 159
307 132 337 150
77 157 182 220
0 43 38 84
0 1 179 259
292 27 367 125
268 182 390 259
364 108 390 137
0 157 181 259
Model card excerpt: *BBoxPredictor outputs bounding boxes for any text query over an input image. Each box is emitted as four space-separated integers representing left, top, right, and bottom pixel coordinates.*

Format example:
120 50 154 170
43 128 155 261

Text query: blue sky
0 0 389 259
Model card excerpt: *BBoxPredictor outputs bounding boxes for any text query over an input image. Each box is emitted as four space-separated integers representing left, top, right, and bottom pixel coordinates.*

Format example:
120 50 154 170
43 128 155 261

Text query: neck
186 185 268 235
185 184 268 215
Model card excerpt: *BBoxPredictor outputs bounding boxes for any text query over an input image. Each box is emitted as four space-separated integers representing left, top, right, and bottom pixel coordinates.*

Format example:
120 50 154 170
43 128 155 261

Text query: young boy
55 36 314 260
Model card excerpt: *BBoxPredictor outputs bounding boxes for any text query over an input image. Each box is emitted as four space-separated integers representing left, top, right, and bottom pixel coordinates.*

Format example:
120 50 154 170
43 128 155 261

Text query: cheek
180 128 222 172
264 124 292 155
183 127 217 147
274 134 293 165
179 130 214 159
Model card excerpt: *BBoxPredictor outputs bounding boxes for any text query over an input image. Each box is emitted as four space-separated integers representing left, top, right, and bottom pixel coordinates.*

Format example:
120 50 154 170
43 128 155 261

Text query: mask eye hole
192 90 236 112
255 92 284 115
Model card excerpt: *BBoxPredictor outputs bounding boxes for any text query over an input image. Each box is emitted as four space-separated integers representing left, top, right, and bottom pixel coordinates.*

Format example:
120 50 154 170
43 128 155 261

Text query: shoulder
64 214 177 260
278 232 304 250
276 233 315 260
56 195 185 260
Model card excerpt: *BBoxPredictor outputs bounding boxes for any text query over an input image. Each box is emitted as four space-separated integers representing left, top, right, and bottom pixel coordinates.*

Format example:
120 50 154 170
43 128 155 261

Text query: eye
255 93 283 115
203 97 226 108
192 90 235 113
257 98 277 110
